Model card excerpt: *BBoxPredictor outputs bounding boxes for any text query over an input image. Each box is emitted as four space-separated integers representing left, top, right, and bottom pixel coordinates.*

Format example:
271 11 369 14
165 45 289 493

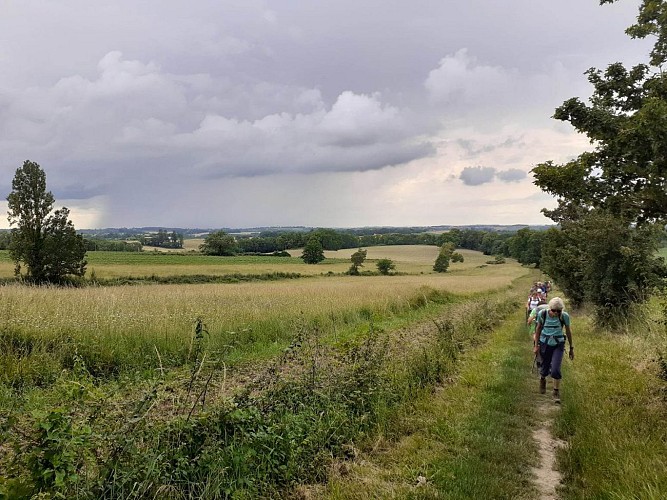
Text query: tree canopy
301 237 325 264
199 231 238 256
348 248 367 275
533 1 667 225
7 160 87 282
376 258 395 275
433 242 455 273
532 1 667 319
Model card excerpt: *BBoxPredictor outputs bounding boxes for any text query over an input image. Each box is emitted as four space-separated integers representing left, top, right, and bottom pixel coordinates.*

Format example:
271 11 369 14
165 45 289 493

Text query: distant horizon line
72 223 555 232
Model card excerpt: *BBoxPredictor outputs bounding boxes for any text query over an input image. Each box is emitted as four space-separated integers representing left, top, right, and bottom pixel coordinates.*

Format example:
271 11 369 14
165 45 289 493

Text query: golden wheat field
322 244 440 263
0 247 529 346
0 267 527 338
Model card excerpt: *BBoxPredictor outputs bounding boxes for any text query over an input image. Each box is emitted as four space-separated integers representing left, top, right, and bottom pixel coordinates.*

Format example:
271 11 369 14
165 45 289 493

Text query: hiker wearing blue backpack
533 297 574 403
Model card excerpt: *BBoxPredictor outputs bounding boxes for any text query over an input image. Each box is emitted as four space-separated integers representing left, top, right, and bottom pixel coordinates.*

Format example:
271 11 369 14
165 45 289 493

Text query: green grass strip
553 316 667 499
325 309 540 499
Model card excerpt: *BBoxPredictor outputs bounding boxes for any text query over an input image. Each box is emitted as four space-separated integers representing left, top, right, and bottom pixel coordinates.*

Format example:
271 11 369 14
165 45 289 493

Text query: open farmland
141 237 204 253
0 249 529 378
0 246 480 279
0 247 536 498
297 246 489 275
0 249 345 279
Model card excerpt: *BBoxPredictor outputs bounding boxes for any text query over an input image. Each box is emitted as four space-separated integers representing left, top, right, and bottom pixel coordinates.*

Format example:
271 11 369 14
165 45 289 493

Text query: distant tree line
83 238 143 252
2 217 550 263
239 228 459 253
139 229 184 249
203 226 547 266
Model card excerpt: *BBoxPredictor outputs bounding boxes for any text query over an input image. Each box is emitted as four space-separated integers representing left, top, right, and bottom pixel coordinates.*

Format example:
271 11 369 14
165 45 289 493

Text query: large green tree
433 242 455 273
533 1 667 224
541 210 665 316
7 160 87 282
507 228 543 267
199 230 238 256
348 248 367 275
301 237 325 264
532 1 667 317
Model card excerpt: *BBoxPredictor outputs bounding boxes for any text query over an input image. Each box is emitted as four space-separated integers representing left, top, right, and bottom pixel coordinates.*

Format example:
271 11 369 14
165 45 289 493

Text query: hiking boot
539 377 546 394
553 389 561 404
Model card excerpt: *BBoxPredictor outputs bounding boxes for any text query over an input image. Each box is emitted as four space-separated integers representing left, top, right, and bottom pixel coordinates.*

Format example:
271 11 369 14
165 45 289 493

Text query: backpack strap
557 311 565 327
538 308 547 325
539 309 566 339
539 309 566 328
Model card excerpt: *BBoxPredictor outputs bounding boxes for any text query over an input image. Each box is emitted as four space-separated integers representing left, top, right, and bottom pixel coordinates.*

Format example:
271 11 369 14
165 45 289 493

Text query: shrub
376 259 395 275
451 252 464 263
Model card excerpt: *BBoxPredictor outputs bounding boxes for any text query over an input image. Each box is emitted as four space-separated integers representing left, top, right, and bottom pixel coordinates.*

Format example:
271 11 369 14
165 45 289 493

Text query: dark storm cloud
459 166 527 185
51 183 107 201
0 0 649 227
459 166 496 186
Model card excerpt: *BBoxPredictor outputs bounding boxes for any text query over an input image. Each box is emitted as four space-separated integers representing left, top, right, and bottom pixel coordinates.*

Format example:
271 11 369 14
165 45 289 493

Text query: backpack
538 308 565 327
538 309 566 345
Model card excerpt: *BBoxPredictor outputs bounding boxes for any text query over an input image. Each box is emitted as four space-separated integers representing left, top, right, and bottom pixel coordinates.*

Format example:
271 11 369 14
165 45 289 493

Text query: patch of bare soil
531 400 567 499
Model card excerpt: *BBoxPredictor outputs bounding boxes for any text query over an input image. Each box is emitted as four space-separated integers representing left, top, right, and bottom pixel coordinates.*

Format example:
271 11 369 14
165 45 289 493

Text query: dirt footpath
531 392 567 499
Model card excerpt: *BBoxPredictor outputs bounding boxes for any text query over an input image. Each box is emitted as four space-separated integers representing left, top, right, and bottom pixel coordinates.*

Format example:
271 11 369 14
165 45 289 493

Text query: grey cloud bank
0 0 650 228
459 166 527 186
459 166 496 186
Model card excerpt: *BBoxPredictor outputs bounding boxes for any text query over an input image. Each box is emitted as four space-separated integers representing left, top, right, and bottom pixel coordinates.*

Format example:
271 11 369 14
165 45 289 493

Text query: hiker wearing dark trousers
534 297 574 403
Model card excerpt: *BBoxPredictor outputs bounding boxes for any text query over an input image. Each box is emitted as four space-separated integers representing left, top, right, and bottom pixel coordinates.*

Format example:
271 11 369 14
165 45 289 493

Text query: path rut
531 398 567 499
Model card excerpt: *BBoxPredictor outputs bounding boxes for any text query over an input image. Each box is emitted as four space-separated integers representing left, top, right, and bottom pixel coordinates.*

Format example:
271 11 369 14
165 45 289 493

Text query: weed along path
320 308 561 499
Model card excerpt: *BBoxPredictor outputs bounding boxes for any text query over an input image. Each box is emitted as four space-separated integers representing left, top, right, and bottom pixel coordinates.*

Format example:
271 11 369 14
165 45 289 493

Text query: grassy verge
320 297 667 499
320 307 540 499
553 313 667 499
0 277 533 498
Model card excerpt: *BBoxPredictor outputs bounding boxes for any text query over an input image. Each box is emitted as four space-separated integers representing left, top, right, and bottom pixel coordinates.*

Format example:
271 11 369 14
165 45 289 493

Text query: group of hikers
525 280 574 404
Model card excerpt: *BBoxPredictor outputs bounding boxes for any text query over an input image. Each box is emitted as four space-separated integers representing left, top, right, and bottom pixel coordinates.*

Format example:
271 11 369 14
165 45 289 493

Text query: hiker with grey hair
534 296 574 403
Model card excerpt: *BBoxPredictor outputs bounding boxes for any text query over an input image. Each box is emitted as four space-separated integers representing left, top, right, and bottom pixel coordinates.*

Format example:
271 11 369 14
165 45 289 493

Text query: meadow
2 244 664 498
0 246 482 279
0 246 535 498
0 248 526 382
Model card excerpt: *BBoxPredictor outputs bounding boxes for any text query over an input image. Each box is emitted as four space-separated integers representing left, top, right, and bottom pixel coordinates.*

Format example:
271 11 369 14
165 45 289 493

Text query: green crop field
0 249 347 278
0 246 539 498
0 246 492 279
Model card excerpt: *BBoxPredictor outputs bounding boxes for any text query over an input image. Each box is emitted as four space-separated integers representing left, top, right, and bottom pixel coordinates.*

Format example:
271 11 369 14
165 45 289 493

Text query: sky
0 0 653 229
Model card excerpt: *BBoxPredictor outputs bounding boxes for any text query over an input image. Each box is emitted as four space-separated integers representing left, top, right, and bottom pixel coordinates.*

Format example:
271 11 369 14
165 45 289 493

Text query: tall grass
553 297 667 498
0 279 527 499
0 268 529 387
323 308 538 499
